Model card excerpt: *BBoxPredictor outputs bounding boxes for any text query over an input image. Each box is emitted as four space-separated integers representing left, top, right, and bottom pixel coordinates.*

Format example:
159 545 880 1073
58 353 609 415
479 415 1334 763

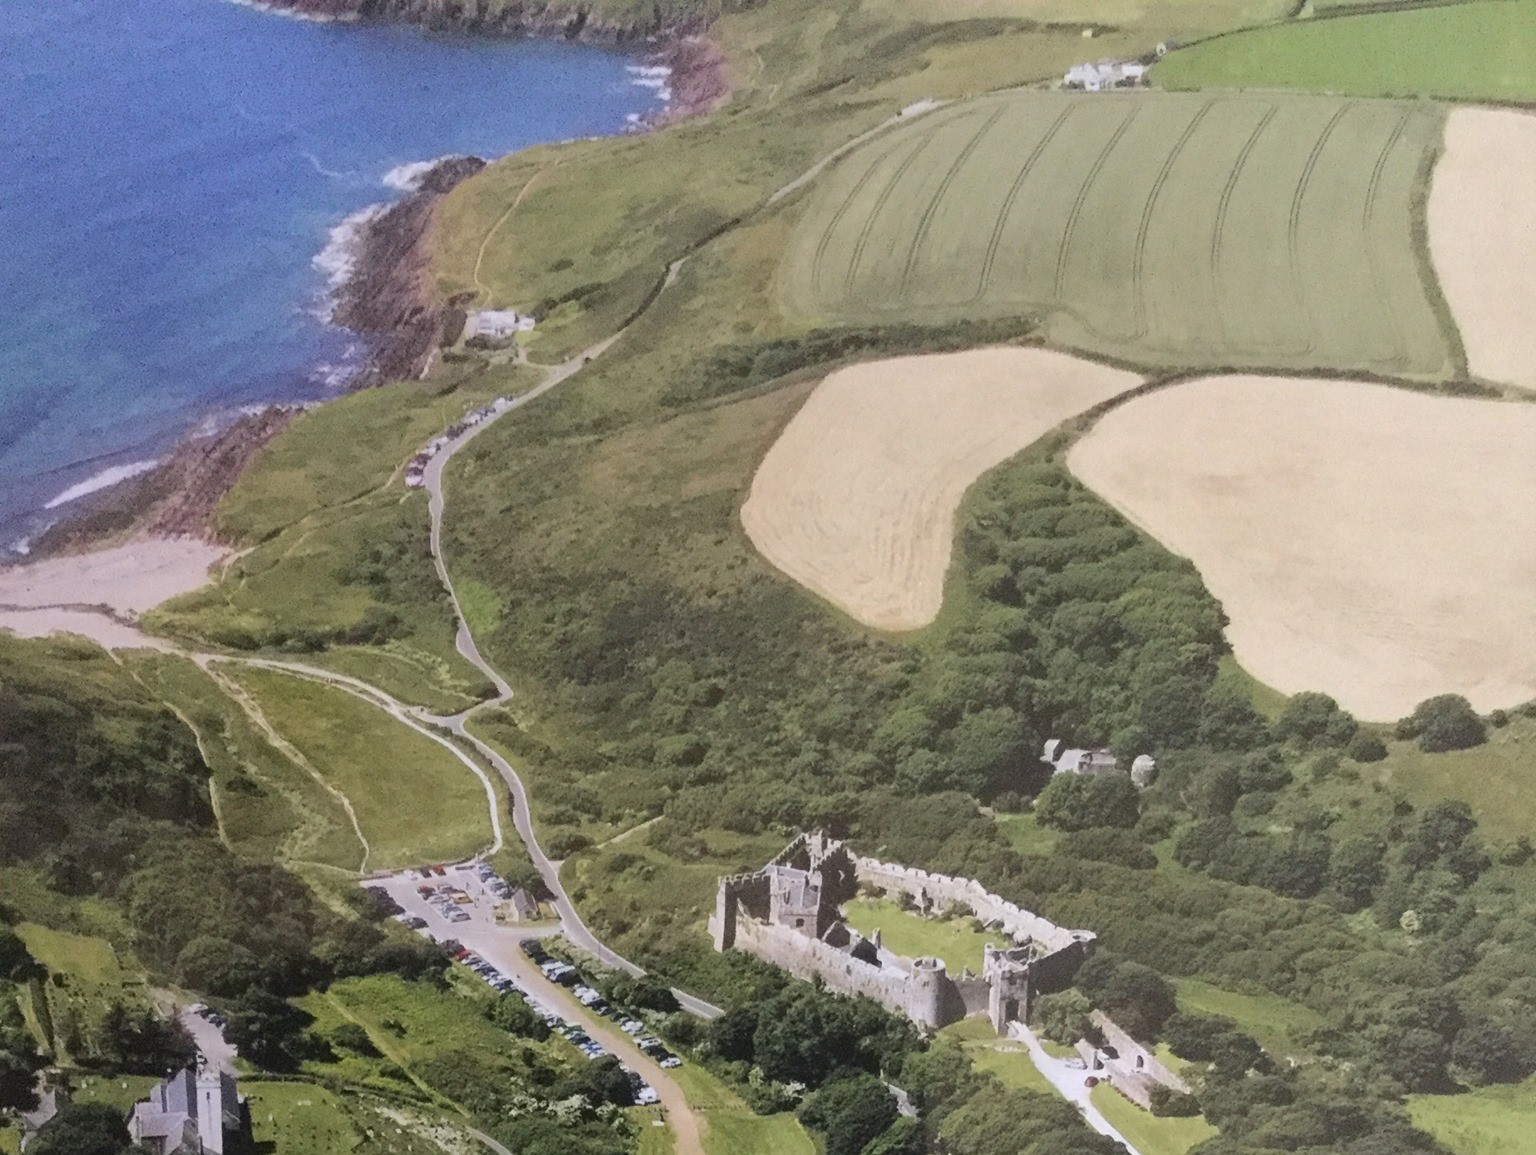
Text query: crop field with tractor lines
780 89 1456 378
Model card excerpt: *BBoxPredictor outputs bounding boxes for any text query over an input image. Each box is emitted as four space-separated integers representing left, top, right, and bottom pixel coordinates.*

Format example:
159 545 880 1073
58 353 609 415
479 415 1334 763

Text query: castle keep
710 831 1095 1033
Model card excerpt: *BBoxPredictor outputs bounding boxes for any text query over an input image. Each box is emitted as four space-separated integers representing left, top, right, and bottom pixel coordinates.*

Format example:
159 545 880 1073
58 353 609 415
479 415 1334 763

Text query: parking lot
365 863 686 1116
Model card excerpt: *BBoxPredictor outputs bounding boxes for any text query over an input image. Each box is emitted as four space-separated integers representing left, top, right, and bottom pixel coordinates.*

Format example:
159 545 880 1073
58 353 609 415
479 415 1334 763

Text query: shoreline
18 12 729 568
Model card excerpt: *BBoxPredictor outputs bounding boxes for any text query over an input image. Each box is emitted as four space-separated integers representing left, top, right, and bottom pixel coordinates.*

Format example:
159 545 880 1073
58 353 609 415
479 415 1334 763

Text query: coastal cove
0 0 662 553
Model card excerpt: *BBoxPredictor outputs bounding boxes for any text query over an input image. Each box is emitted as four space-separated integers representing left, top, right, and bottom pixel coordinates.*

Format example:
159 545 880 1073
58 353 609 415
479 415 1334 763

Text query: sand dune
741 348 1142 630
1068 376 1536 720
1428 107 1536 390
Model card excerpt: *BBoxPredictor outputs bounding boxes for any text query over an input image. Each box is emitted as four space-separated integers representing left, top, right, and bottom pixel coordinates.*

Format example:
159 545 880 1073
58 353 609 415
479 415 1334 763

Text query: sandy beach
0 537 225 650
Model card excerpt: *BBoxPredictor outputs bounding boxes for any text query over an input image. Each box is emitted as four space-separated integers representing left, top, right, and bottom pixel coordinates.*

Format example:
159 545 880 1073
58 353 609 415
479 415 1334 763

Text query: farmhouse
464 308 535 340
128 1065 245 1155
711 832 1095 1033
1063 59 1148 91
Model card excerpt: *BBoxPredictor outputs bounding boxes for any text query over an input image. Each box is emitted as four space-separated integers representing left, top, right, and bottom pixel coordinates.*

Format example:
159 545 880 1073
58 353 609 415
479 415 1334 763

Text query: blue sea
0 0 657 551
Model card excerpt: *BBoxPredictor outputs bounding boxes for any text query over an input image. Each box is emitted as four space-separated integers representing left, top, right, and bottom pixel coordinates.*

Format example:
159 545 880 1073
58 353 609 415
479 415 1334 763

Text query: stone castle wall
853 855 1093 956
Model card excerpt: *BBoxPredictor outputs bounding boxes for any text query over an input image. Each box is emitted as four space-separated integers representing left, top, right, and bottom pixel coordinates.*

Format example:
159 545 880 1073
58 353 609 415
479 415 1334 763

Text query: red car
432 865 447 877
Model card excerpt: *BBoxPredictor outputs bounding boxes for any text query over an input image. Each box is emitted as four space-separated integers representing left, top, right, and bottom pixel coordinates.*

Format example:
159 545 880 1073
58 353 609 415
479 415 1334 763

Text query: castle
711 831 1096 1033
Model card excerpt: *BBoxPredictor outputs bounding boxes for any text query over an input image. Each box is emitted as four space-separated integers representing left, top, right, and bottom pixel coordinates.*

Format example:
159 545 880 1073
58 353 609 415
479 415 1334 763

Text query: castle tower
906 957 949 1030
983 945 1033 1035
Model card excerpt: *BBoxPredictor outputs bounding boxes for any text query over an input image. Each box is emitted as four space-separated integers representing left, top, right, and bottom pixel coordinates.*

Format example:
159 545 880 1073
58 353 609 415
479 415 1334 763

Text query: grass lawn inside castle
840 896 996 976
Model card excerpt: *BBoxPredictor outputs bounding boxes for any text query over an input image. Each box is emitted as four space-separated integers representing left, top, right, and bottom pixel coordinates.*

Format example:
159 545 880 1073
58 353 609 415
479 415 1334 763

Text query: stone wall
853 854 1094 956
1090 1010 1191 1109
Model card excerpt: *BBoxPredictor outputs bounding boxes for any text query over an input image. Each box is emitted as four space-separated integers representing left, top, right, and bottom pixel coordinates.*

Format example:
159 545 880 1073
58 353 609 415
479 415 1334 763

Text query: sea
0 0 660 554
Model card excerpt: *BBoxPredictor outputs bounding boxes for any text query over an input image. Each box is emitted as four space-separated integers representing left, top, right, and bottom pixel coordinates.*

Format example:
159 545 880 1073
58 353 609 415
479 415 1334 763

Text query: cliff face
334 155 486 386
262 0 726 42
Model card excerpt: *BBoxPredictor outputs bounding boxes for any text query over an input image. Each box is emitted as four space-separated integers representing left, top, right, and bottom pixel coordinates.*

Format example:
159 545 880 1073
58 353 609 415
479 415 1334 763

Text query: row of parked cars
520 941 683 1071
450 942 663 1105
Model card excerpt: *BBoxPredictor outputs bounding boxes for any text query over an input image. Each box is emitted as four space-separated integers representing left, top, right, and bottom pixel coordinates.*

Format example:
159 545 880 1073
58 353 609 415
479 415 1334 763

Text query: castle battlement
710 831 1094 1035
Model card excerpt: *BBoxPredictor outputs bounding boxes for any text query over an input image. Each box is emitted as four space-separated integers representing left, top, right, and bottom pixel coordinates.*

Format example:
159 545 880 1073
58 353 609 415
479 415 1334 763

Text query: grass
148 370 518 711
244 1081 364 1155
128 655 367 871
70 1074 160 1111
841 897 996 974
780 88 1454 379
994 811 1061 856
1407 1076 1536 1155
1216 655 1289 722
1366 717 1536 843
937 1017 1055 1094
671 1063 815 1155
227 666 495 870
1174 977 1326 1060
1156 0 1536 102
15 924 124 985
0 1126 18 1155
1091 1084 1217 1155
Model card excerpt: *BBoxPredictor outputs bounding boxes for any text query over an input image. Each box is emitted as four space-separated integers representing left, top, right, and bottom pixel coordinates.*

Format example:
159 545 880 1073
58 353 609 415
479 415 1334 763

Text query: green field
16 924 125 985
1157 0 1536 101
1408 1076 1536 1155
245 1082 364 1155
1174 977 1327 1060
1367 717 1536 842
841 897 995 974
780 89 1454 377
228 666 495 870
670 1064 816 1155
993 812 1062 856
1091 1084 1217 1154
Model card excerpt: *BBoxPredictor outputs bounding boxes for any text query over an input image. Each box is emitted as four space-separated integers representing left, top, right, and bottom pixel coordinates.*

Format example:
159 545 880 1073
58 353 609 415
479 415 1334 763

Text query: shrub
797 1073 898 1155
1277 692 1358 748
1034 774 1140 832
1396 695 1485 753
1149 1084 1202 1117
1032 990 1094 1045
1346 731 1388 763
1056 827 1156 870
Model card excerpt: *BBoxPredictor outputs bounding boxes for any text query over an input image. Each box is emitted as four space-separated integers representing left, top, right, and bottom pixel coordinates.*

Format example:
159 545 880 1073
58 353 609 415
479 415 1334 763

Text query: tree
1032 989 1094 1045
0 1049 39 1113
797 1074 897 1155
0 928 36 982
489 993 551 1041
1329 836 1386 911
708 1005 759 1062
1452 1019 1534 1086
175 935 261 997
1150 1084 1202 1116
1199 684 1270 751
329 1023 380 1056
1140 676 1207 748
1033 774 1140 832
859 1116 922 1155
1056 827 1156 870
28 1103 130 1155
95 1004 195 1075
1277 692 1358 748
1081 958 1177 1040
1397 695 1486 753
224 991 315 1073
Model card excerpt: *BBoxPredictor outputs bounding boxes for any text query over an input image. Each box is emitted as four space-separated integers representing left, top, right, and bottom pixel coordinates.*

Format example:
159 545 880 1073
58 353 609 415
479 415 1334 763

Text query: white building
1041 738 1120 777
129 1066 242 1155
465 309 535 339
1063 60 1148 91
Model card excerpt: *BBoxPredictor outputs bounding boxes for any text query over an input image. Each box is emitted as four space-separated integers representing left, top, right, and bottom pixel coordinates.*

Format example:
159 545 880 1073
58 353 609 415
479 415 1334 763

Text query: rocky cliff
259 0 730 42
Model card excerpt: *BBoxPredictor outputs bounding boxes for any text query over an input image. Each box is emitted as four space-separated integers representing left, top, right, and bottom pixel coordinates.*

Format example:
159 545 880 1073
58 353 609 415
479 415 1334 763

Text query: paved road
414 272 722 1022
178 1006 238 1074
1008 1023 1143 1155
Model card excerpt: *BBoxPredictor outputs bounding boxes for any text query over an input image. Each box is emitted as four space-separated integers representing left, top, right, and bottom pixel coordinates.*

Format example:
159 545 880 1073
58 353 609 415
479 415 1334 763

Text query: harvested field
780 90 1454 379
1427 108 1536 390
740 348 1141 631
1067 376 1536 720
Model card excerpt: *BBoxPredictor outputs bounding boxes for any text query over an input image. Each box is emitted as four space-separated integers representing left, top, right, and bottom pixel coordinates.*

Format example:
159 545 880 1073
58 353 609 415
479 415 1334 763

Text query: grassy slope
937 1017 1055 1095
1091 1084 1217 1155
228 666 494 869
1156 0 1536 100
1366 718 1536 843
150 371 523 711
128 654 368 872
1174 977 1327 1061
669 1063 815 1155
1408 1076 1536 1155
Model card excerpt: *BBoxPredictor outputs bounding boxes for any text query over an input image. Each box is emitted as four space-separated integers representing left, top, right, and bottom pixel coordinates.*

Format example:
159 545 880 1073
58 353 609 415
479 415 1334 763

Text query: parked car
659 1057 681 1070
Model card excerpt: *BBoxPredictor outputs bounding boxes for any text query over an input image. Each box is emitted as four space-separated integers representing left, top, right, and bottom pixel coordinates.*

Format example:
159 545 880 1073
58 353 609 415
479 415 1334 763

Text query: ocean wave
301 149 359 183
382 157 455 192
627 65 672 79
44 460 160 511
311 203 386 318
222 0 356 24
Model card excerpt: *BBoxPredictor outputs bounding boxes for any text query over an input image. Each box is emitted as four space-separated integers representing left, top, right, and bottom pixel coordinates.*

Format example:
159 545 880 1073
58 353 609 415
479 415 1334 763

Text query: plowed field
780 90 1455 379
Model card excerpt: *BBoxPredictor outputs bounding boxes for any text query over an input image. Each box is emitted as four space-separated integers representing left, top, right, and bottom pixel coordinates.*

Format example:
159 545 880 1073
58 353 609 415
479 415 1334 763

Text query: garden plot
1067 376 1536 720
740 348 1141 630
780 89 1453 379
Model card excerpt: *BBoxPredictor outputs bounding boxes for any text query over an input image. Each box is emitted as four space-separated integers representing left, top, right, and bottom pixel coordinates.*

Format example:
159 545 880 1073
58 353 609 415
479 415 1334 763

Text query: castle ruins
710 831 1096 1033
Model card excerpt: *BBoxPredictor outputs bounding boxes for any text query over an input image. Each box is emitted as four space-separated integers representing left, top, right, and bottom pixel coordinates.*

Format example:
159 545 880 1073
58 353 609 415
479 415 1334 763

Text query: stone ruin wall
853 854 1092 957
728 917 959 1029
